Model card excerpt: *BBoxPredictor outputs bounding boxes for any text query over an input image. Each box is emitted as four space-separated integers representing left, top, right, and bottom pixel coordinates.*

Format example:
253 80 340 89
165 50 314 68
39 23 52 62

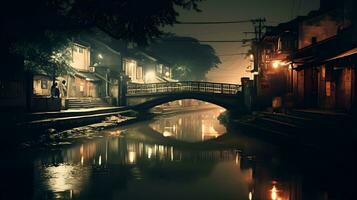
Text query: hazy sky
164 0 320 83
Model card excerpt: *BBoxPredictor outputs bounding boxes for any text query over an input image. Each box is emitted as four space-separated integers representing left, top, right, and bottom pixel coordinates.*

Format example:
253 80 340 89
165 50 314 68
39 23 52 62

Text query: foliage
146 35 221 80
3 0 204 76
11 31 74 78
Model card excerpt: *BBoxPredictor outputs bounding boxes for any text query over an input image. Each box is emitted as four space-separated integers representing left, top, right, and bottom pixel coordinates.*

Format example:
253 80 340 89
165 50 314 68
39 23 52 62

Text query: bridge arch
124 81 248 113
127 92 245 112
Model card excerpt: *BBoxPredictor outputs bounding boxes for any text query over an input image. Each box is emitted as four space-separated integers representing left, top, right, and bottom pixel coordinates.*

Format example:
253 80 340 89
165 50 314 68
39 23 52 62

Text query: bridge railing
127 81 242 96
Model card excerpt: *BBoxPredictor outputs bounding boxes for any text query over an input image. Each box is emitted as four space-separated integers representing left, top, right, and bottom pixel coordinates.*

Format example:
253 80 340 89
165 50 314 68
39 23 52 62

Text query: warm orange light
80 155 84 166
249 191 253 200
147 147 152 159
128 151 136 164
272 61 280 69
271 186 278 200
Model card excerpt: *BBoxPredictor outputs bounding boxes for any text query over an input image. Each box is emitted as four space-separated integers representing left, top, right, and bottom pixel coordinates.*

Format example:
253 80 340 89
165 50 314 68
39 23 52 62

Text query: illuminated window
137 66 143 80
125 60 137 81
41 79 48 89
326 81 331 97
321 66 326 80
156 64 163 74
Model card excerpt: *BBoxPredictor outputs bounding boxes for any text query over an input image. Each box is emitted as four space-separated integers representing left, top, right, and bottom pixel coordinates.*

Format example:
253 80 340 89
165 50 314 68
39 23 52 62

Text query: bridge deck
127 81 241 96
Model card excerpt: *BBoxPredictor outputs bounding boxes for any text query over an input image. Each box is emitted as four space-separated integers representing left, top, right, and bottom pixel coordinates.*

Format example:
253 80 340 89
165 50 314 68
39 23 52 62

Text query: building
0 53 29 111
255 0 356 113
255 19 300 109
292 0 356 112
32 35 174 110
123 50 173 84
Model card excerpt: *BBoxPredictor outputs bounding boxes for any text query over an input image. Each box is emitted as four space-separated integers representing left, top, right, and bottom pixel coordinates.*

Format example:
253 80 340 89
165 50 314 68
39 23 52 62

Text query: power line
162 39 254 43
199 40 252 43
217 53 247 56
176 18 264 25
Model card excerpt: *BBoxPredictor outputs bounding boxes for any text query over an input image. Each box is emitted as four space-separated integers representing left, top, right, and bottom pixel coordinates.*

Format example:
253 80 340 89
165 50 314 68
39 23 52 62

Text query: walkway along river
0 105 355 200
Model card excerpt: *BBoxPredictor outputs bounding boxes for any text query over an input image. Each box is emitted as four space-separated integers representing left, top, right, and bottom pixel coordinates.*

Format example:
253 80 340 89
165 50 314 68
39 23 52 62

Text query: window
326 81 331 97
125 60 137 81
78 47 83 53
156 64 163 74
137 66 143 80
41 79 48 89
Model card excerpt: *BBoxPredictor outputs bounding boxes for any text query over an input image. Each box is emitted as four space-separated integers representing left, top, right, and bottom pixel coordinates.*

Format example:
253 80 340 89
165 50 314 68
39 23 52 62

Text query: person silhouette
51 82 59 98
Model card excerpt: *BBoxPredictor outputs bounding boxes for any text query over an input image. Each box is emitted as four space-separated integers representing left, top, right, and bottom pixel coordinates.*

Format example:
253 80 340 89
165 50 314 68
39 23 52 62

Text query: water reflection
3 108 349 200
149 108 226 142
33 136 254 200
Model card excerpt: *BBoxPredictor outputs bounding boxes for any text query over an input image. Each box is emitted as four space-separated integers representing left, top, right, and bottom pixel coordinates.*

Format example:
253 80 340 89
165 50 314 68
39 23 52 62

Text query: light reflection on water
29 107 297 200
149 108 226 142
33 136 254 200
3 107 338 200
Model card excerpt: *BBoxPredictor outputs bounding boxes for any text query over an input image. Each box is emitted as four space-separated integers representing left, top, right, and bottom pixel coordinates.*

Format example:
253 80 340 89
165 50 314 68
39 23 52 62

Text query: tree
11 31 74 82
145 35 221 80
2 0 204 76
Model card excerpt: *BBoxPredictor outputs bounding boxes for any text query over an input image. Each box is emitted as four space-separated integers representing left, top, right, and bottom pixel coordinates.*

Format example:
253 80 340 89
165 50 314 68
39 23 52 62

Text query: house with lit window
32 38 125 109
122 50 173 84
32 33 174 110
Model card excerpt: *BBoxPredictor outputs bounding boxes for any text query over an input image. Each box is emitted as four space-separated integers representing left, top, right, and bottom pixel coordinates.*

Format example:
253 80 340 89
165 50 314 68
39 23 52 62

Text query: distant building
123 50 173 84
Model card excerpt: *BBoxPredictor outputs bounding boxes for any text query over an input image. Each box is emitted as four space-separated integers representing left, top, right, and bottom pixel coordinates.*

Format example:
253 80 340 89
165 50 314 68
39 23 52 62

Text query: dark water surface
1 107 355 200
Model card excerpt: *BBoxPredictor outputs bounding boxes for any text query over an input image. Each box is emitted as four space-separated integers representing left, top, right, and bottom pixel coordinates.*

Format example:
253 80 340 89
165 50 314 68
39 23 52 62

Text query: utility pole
247 18 266 110
246 18 266 72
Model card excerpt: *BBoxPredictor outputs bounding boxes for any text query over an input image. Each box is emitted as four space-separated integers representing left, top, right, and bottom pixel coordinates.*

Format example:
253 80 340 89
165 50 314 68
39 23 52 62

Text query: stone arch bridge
124 81 249 113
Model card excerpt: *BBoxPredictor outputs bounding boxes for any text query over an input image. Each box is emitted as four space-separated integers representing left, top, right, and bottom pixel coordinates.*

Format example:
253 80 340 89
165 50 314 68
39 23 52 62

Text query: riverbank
225 109 357 152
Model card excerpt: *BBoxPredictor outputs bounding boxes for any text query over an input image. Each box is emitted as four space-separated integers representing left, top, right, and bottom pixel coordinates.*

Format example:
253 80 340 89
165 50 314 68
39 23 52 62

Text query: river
0 105 354 200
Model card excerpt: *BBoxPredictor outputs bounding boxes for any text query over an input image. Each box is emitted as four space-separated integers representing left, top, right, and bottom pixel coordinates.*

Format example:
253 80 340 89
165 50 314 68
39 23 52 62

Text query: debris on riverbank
20 114 136 149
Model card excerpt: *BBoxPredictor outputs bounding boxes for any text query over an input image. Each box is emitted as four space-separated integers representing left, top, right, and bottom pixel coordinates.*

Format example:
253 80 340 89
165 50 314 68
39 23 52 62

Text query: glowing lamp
271 186 278 200
272 61 280 69
145 71 156 82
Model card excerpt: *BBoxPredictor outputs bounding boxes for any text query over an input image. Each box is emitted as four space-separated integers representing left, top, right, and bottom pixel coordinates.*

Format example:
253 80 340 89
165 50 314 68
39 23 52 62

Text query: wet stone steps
260 112 314 128
67 98 111 109
254 117 302 135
